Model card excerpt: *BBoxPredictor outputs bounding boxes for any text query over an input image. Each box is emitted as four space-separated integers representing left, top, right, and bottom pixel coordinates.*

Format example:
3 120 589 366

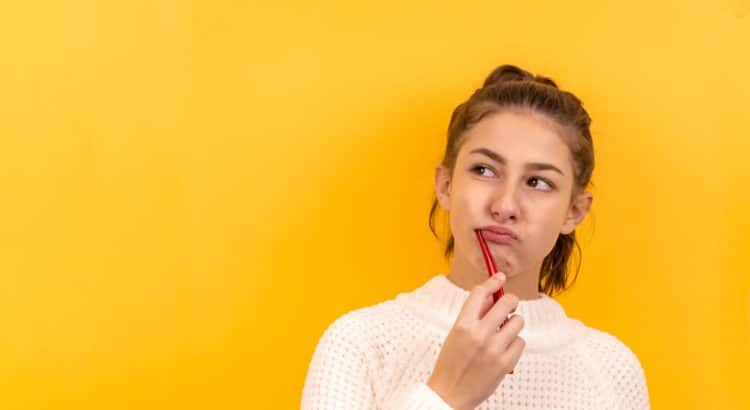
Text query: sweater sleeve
383 382 455 409
612 345 650 410
595 333 650 410
301 312 454 410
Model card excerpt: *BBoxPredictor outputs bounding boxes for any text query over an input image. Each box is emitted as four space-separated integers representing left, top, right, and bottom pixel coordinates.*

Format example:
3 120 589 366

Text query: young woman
301 64 650 409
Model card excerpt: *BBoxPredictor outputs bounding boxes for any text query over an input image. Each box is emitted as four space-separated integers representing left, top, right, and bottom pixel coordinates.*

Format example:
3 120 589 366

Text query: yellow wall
1 1 748 408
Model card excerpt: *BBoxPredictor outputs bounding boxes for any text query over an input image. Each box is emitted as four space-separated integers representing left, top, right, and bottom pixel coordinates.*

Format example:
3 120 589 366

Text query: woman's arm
612 346 650 409
591 332 650 409
301 312 453 409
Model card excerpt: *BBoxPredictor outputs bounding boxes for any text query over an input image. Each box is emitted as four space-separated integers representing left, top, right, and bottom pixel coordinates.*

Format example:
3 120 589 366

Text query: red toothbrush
475 229 505 304
475 229 514 374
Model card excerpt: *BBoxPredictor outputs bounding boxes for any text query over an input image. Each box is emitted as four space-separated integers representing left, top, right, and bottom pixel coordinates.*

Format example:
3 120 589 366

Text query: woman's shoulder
577 324 644 366
314 298 406 347
575 323 650 404
571 323 643 369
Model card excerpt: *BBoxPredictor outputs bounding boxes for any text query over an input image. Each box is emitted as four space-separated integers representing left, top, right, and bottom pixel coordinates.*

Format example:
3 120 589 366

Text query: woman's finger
481 293 520 331
487 313 525 350
457 273 506 322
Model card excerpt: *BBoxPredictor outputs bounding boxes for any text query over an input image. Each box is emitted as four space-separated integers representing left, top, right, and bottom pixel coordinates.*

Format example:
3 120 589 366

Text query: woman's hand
426 273 526 410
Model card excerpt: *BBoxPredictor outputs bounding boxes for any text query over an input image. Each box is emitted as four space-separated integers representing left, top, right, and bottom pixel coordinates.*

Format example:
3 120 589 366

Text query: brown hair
428 64 596 297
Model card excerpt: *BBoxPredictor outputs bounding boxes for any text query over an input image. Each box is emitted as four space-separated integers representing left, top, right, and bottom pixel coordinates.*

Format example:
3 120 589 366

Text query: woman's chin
490 252 513 272
473 254 513 275
497 259 518 276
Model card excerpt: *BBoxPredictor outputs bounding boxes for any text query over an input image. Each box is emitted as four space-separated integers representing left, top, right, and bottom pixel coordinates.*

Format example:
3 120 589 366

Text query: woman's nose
490 188 520 221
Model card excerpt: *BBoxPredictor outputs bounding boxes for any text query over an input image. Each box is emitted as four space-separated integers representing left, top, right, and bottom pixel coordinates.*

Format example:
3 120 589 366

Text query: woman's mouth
480 229 518 245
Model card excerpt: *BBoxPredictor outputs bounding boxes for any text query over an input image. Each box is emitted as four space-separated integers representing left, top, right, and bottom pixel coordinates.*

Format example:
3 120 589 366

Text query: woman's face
435 109 592 278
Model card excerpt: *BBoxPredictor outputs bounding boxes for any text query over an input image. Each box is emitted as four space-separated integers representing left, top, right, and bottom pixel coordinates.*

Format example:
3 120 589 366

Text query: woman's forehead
467 110 565 144
459 112 572 169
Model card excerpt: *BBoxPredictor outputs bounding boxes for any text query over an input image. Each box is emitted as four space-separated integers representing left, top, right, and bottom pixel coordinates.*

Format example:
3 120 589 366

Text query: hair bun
483 64 559 89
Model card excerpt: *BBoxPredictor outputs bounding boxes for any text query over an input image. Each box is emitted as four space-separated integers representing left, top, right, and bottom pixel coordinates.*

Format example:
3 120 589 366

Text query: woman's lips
480 229 517 245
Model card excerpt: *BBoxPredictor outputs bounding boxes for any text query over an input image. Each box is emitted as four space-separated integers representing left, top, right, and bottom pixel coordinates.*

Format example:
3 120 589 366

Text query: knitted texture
301 274 650 409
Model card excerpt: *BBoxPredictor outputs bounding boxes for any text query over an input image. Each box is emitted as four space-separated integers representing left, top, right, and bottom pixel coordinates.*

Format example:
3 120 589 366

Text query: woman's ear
434 165 452 211
561 191 593 235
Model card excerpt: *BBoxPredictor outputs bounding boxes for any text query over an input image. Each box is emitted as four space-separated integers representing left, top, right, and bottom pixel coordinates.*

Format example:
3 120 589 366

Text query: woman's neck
446 255 542 300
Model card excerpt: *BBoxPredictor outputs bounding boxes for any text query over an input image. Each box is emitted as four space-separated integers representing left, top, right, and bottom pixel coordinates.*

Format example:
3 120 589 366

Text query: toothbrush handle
475 229 514 373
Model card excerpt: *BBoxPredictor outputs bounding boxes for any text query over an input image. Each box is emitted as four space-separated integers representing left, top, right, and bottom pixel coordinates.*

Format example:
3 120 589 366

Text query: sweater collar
395 274 583 352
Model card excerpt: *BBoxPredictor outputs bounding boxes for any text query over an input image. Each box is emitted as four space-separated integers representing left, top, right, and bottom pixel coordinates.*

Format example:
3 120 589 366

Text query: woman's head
429 64 595 296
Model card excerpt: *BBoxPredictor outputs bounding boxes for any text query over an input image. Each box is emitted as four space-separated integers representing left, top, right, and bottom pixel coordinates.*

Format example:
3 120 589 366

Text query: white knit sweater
301 274 650 409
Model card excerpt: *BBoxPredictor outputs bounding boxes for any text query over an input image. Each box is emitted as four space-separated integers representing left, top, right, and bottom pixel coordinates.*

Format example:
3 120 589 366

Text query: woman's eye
472 165 554 192
529 177 553 191
471 165 495 177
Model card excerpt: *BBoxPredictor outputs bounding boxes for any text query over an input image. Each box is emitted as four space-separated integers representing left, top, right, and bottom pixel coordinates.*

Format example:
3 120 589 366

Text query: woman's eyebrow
469 147 565 176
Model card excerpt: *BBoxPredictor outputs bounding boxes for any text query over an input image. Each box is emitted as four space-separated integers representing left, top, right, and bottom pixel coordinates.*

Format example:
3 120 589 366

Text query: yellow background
1 1 748 409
